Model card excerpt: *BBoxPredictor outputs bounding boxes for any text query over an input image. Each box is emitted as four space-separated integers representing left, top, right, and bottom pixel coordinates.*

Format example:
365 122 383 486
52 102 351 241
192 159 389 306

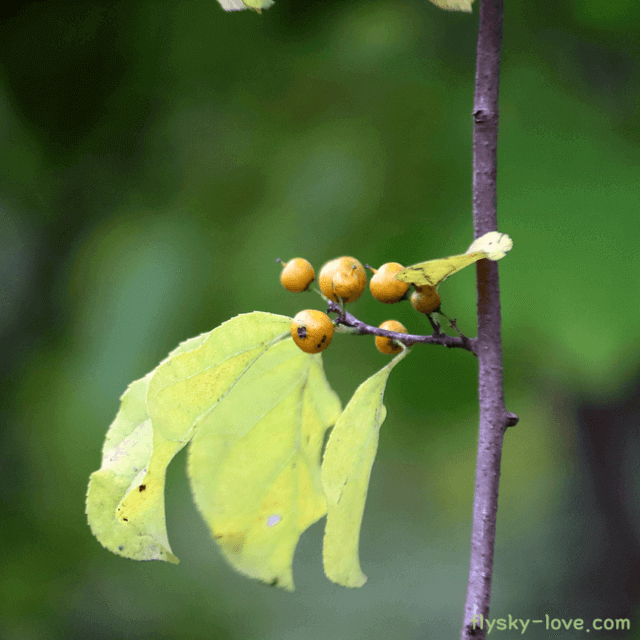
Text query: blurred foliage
1 0 640 638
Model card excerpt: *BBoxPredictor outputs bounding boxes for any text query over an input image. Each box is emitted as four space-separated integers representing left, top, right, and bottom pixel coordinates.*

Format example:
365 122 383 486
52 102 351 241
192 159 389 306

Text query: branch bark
461 0 508 638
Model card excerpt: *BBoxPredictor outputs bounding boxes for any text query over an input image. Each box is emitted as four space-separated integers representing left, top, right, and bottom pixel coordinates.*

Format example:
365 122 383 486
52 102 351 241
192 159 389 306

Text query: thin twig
325 301 476 353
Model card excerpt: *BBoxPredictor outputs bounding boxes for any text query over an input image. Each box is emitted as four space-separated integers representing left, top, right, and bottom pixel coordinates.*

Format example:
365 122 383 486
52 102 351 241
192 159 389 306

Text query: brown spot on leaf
214 530 247 554
138 484 146 492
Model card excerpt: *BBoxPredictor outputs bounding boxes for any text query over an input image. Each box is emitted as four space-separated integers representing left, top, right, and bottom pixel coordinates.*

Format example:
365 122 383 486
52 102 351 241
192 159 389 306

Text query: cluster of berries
278 256 441 356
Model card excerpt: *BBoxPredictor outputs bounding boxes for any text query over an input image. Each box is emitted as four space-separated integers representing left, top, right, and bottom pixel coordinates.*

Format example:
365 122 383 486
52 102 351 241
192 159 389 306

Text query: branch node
473 109 488 124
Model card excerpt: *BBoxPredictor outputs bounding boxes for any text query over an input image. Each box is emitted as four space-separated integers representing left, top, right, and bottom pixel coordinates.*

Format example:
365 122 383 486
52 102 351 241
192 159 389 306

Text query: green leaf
86 370 180 563
87 312 341 591
396 231 513 287
321 347 410 587
86 330 216 563
187 318 341 590
428 0 474 12
217 0 275 13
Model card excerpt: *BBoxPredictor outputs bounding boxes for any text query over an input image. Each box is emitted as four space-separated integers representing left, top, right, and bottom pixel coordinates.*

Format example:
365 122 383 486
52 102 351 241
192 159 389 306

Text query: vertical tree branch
461 0 507 638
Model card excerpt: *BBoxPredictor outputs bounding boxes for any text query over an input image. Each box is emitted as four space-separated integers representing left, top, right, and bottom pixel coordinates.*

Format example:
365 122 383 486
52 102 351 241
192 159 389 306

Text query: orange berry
375 320 408 354
318 256 366 303
369 262 409 304
290 309 334 354
410 286 441 315
279 258 315 292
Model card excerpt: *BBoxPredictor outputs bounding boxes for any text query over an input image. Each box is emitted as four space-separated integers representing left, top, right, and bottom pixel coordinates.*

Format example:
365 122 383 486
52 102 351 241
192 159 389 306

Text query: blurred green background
1 0 640 638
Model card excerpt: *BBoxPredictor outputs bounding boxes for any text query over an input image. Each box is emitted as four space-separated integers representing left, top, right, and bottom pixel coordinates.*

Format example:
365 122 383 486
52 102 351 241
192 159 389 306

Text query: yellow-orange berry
375 320 408 354
279 258 315 292
410 286 441 315
290 309 334 354
318 259 341 299
369 262 409 304
318 256 366 303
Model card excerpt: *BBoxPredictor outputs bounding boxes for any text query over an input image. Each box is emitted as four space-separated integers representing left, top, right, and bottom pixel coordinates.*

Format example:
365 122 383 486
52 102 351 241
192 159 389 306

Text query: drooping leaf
86 329 215 563
86 370 180 563
396 231 513 288
87 312 341 591
321 347 410 587
187 323 341 590
217 0 275 13
428 0 474 12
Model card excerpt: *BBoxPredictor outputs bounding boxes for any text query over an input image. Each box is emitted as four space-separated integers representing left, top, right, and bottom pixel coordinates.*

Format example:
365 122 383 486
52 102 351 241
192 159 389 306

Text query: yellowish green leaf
86 371 180 563
217 0 275 13
465 231 513 260
321 347 410 588
87 311 341 591
86 330 213 562
187 324 341 590
428 0 474 12
396 231 513 287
